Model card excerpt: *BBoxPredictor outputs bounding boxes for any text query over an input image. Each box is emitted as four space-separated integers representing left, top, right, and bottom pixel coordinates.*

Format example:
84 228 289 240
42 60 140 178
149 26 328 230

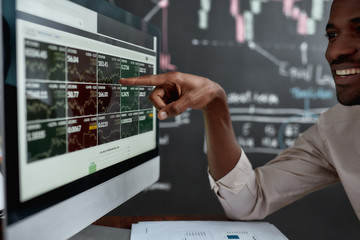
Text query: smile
336 68 360 77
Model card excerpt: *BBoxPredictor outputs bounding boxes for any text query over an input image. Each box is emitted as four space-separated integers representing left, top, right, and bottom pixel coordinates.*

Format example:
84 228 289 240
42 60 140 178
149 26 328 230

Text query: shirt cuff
209 150 253 195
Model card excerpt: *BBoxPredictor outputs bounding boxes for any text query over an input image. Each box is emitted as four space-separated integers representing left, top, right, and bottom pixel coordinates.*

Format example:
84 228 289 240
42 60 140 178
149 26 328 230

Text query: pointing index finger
119 74 164 86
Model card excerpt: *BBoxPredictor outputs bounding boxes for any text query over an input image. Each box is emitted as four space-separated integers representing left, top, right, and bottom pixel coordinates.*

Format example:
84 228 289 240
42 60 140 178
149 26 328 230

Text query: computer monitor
0 0 160 239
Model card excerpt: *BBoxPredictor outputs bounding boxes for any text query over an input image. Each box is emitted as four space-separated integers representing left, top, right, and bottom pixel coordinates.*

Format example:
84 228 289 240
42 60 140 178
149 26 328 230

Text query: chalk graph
140 0 336 154
199 0 330 42
144 0 176 72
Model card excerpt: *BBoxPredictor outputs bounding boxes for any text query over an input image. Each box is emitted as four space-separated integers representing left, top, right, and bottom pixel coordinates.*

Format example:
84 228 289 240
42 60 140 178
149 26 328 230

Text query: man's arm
119 71 241 180
201 88 241 180
120 72 339 221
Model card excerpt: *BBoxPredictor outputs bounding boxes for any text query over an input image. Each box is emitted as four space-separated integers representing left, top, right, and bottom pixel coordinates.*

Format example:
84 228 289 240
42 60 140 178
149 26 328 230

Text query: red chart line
229 0 325 44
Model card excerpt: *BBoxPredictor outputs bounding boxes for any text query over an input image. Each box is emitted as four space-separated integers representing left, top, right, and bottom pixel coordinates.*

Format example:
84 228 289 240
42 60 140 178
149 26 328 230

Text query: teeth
336 68 360 76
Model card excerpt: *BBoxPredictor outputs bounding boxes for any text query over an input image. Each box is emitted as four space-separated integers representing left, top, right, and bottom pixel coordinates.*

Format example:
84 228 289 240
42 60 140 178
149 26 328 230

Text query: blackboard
109 1 360 239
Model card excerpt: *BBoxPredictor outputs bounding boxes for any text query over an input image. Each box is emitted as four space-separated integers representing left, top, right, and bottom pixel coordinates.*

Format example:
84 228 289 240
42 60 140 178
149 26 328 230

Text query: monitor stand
69 225 130 240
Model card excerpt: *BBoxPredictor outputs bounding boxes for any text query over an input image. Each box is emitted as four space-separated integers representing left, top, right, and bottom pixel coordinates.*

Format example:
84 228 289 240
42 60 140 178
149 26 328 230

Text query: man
120 0 360 220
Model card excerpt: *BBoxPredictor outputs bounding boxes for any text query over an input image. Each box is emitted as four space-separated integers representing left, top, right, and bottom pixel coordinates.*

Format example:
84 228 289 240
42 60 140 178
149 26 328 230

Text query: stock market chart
25 38 154 162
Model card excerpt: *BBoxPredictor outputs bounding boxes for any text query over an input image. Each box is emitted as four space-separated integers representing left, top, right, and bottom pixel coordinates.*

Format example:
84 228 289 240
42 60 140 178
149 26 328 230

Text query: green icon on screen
89 163 96 174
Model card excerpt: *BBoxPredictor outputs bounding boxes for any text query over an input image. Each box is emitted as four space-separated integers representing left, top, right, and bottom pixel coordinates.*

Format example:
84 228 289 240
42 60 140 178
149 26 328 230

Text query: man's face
325 0 360 106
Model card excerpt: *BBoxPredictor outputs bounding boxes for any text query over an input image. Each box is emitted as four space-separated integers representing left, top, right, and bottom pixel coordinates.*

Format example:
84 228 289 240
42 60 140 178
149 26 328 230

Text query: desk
69 215 230 240
0 215 229 240
93 215 229 229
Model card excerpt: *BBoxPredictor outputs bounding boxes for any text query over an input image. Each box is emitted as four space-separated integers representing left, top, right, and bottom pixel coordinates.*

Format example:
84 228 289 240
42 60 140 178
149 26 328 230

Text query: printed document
130 221 288 240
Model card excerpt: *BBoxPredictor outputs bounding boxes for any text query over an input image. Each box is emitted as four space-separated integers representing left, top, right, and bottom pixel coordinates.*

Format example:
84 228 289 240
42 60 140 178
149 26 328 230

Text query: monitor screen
1 0 160 239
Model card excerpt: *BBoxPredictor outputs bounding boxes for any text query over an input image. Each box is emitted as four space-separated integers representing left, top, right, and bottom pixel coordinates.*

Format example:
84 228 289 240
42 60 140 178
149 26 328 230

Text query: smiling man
119 0 360 221
325 0 360 106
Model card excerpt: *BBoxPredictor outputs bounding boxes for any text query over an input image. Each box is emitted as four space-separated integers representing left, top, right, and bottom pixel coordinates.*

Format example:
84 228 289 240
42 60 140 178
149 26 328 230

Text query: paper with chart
130 221 288 240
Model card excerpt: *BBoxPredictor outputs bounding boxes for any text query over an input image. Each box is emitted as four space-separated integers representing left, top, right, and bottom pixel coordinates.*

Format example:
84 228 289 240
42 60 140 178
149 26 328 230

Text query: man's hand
119 71 226 120
120 71 240 180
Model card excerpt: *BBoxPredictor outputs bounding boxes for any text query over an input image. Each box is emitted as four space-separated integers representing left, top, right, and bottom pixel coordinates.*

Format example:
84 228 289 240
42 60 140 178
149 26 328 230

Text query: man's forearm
202 88 242 180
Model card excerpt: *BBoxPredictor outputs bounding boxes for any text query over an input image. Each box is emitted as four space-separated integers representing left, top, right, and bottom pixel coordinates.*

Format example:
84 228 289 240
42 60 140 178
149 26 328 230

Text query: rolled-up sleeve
209 151 260 219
